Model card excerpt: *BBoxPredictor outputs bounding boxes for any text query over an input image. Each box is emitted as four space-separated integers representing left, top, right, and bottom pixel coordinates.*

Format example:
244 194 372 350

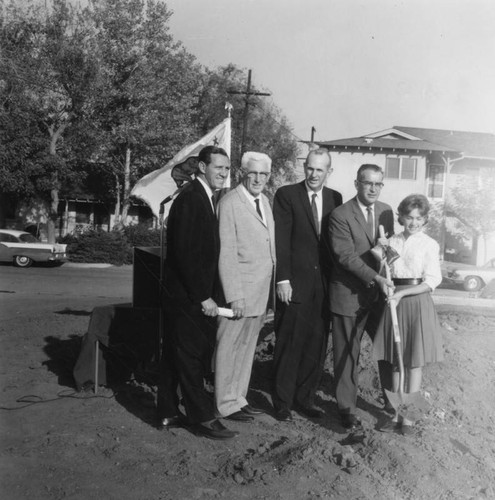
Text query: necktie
366 206 374 240
211 193 217 215
311 193 320 237
254 198 263 221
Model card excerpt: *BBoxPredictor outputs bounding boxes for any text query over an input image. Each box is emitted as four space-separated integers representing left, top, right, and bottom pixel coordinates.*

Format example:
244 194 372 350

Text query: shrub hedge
61 224 162 265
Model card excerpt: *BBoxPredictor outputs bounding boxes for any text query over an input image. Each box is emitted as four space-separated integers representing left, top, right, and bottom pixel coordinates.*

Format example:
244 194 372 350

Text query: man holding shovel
328 164 394 430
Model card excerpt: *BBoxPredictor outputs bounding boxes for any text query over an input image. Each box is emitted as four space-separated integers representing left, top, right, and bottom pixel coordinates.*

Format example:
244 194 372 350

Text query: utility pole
311 126 316 143
227 69 271 159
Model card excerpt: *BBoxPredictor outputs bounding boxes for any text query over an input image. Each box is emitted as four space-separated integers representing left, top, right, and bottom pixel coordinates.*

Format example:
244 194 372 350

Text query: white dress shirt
388 231 442 291
241 185 266 222
306 185 323 230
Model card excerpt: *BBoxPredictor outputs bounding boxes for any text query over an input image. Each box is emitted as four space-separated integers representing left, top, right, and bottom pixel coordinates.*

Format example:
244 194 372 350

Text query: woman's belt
392 278 423 286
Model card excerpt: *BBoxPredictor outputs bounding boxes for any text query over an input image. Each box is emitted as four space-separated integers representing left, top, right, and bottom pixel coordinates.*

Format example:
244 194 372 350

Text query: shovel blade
385 390 428 422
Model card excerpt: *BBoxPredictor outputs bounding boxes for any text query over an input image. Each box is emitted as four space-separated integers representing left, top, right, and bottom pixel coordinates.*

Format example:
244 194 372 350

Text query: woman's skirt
373 286 444 368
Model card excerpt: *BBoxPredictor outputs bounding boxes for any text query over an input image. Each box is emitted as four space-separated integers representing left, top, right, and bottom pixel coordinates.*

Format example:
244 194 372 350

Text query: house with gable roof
316 126 495 266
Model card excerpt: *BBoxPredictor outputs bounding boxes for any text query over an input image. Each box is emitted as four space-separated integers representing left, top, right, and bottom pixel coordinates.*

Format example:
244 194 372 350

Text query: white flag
131 117 231 218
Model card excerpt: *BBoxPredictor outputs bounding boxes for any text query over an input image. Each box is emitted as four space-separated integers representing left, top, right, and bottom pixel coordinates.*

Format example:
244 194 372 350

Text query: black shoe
241 404 264 416
275 408 293 422
340 413 361 429
225 410 254 422
295 404 324 419
158 415 182 429
191 419 238 440
377 419 400 433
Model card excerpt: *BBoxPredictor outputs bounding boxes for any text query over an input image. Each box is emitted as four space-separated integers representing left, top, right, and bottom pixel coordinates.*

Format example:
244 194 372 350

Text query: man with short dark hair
272 148 342 421
156 145 237 440
329 163 394 430
214 152 275 423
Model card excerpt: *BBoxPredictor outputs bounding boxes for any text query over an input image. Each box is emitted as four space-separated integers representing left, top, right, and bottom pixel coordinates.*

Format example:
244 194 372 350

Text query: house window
385 157 417 180
427 164 445 199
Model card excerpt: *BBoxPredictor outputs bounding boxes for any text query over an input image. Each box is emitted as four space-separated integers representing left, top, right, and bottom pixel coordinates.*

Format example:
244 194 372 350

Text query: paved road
0 264 133 319
1 263 493 320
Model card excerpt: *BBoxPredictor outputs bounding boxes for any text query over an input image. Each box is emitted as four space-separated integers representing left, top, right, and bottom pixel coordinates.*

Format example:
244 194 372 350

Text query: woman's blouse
389 231 442 291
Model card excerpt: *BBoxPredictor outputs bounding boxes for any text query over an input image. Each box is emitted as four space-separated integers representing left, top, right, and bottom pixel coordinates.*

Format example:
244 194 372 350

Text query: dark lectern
132 246 162 309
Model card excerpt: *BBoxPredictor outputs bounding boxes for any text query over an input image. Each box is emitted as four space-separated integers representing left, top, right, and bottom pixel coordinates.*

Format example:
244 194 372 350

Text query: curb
65 263 114 269
433 294 495 310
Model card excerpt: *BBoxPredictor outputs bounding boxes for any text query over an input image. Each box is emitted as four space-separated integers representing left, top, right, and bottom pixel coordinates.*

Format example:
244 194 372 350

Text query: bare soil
1 266 495 500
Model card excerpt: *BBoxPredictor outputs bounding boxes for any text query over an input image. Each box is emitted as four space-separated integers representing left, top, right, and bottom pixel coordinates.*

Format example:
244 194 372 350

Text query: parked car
0 229 67 268
442 258 495 291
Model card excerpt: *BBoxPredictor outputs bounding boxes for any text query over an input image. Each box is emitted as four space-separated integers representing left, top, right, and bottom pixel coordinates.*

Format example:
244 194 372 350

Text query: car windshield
19 234 39 243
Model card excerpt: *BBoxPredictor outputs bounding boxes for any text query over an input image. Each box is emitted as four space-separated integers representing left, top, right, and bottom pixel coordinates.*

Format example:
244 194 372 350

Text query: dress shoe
340 413 361 429
377 419 400 433
241 404 264 416
225 410 254 422
294 404 324 419
275 408 293 422
159 415 182 429
191 419 238 440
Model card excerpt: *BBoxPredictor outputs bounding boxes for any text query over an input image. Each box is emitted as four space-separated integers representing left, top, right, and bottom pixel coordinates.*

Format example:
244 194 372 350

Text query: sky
164 0 495 143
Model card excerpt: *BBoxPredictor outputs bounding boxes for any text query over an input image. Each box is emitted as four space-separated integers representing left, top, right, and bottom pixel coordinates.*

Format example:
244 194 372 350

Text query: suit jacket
328 196 394 316
217 185 275 317
274 181 343 303
164 178 220 309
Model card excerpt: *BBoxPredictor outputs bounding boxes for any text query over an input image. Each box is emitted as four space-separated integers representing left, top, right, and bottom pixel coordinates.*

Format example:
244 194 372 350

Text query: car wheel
14 255 33 268
463 275 484 292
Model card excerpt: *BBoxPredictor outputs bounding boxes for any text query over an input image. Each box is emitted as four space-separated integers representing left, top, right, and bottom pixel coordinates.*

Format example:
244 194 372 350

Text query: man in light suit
157 145 237 440
272 148 343 422
329 163 394 430
214 152 275 423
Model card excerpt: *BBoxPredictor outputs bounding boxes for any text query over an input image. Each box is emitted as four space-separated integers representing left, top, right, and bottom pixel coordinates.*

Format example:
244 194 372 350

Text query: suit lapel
236 185 267 227
322 187 336 216
351 197 374 245
194 179 216 221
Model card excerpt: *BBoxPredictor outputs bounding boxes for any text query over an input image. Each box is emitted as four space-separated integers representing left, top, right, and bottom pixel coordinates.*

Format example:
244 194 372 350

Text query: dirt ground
1 265 495 500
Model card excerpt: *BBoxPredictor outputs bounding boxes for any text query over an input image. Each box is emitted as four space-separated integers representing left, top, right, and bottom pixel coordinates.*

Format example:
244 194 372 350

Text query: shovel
378 226 427 422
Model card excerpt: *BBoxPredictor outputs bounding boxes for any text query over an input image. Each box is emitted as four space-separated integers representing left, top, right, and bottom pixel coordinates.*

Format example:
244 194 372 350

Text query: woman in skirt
373 194 443 434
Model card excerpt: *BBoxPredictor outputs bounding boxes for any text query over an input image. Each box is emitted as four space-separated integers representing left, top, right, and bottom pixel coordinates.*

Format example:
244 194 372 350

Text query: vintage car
442 258 495 291
0 229 67 268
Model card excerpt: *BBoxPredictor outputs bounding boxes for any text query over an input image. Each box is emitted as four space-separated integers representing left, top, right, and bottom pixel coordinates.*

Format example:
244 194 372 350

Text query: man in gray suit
329 164 394 430
214 152 276 423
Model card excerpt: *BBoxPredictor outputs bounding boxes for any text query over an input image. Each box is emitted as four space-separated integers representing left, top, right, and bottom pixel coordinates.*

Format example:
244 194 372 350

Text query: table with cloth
73 303 159 392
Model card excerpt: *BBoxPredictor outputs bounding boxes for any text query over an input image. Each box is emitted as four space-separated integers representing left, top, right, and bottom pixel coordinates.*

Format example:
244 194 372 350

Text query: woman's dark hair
397 194 430 225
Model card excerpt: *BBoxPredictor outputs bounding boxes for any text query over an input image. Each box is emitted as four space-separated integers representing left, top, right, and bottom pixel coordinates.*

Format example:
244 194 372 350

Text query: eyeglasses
358 180 384 189
247 171 270 180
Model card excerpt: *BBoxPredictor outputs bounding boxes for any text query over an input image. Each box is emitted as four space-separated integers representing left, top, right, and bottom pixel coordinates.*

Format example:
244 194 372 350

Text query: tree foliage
447 175 495 261
0 0 299 231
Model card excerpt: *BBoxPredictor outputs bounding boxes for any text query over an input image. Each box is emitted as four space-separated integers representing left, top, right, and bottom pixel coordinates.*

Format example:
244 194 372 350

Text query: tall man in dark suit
272 148 343 422
329 164 394 430
156 145 237 440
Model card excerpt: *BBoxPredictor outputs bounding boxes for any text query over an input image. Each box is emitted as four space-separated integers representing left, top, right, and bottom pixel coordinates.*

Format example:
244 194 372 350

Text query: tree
447 175 495 262
1 0 99 242
85 0 202 225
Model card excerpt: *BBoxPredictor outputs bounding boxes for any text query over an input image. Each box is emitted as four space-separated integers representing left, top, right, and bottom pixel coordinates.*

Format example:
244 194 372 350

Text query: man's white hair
240 151 272 173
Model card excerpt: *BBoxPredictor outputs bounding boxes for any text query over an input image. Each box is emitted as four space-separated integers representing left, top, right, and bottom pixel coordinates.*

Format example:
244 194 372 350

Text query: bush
61 224 162 265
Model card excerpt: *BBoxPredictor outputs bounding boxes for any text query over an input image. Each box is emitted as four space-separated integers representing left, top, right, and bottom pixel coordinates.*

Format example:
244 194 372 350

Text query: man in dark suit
329 163 394 430
156 145 237 440
272 148 343 421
